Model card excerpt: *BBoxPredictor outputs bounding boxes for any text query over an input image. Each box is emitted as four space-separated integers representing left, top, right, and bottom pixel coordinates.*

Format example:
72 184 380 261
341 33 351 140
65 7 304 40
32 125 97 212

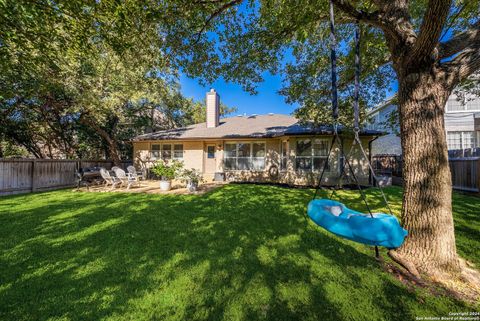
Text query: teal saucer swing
307 1 407 256
308 199 407 249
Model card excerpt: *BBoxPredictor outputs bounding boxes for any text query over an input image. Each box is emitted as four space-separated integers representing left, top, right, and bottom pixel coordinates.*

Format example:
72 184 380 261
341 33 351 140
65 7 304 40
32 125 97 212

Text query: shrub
150 160 183 180
179 168 205 185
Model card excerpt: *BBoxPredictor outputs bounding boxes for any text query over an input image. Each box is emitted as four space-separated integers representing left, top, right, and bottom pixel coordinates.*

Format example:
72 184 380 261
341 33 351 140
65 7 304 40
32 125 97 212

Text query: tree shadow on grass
0 185 473 321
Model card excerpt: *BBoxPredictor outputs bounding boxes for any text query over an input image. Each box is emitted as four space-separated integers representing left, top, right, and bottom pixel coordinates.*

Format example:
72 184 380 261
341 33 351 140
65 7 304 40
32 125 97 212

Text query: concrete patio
75 180 227 195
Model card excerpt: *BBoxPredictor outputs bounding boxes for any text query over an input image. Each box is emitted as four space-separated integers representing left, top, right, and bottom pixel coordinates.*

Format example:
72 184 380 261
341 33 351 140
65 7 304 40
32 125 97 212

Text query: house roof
133 114 383 141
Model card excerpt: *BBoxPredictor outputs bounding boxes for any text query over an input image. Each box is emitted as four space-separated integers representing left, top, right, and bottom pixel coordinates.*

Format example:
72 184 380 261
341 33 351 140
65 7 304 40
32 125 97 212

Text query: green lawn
0 185 478 320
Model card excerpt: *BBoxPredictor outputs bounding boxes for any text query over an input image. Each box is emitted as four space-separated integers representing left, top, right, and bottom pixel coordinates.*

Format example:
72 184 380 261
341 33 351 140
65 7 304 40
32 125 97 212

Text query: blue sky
180 71 398 116
179 72 299 116
177 1 300 116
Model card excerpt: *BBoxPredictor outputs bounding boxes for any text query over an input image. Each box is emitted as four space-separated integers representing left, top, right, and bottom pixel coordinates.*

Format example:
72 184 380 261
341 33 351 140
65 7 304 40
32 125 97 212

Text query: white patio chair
113 167 140 190
127 165 144 181
100 168 120 190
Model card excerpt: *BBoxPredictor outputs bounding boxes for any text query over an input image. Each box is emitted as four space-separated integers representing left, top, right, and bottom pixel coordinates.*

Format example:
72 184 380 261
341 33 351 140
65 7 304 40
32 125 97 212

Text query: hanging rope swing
306 0 407 256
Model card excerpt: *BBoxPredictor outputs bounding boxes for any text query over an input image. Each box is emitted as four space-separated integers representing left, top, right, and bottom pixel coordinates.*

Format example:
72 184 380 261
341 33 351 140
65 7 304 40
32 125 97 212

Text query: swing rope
310 1 396 258
312 0 339 201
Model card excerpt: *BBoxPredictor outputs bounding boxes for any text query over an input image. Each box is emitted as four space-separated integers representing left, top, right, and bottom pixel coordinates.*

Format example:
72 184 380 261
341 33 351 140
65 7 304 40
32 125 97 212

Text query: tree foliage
0 0 236 160
3 0 479 132
137 0 478 125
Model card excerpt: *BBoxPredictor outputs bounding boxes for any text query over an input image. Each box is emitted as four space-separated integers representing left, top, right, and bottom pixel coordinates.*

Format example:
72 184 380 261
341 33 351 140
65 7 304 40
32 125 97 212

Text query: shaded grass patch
0 184 478 320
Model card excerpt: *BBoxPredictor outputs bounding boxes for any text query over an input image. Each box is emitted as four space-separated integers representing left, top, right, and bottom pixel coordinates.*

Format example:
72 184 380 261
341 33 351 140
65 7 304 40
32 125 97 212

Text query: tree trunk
395 70 461 276
95 127 122 166
79 116 122 165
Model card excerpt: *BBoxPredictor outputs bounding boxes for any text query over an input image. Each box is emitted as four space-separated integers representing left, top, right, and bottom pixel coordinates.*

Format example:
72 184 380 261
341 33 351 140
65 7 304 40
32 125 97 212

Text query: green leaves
150 0 478 126
0 0 198 158
3 0 479 155
150 159 184 180
143 0 393 125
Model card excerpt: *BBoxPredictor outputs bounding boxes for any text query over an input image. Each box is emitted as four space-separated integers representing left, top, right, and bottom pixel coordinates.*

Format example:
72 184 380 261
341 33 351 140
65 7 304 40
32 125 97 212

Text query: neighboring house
366 96 398 133
365 96 402 155
366 94 480 154
132 89 382 186
444 94 480 150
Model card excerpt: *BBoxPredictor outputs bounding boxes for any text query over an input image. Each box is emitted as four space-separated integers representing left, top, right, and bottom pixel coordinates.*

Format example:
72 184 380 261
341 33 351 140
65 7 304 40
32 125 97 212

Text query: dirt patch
381 257 480 305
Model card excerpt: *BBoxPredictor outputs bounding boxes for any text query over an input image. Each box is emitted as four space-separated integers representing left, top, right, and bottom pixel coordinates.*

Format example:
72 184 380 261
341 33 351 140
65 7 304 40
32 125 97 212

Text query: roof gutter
131 131 382 143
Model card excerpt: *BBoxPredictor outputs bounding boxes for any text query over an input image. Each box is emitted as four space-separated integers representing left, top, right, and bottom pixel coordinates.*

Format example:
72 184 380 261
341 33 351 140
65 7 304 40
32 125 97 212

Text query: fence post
31 160 36 192
477 158 480 195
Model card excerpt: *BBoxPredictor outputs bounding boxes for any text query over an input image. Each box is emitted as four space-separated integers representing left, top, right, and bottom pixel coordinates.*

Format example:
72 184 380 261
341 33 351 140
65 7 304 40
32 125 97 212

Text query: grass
0 184 478 320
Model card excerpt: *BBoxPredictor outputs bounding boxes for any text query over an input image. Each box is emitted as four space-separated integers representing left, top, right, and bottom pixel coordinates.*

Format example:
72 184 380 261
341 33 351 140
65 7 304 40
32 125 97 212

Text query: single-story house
132 89 383 186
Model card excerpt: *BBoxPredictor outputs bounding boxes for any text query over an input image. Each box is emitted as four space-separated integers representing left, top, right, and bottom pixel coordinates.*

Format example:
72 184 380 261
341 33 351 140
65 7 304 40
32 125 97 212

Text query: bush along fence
0 159 132 196
372 154 480 193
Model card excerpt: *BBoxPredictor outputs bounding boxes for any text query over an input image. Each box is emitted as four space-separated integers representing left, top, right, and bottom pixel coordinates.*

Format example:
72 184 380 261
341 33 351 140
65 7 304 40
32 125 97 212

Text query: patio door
204 144 216 174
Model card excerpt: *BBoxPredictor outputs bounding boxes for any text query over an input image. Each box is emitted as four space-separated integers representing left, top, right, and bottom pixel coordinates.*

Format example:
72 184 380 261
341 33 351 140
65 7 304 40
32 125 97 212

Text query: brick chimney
206 88 220 128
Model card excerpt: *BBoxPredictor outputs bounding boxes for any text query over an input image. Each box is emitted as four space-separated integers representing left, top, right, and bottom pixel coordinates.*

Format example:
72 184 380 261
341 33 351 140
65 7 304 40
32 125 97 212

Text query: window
447 132 461 149
237 143 251 170
252 142 266 170
224 143 236 170
224 142 266 170
162 144 172 159
463 132 476 149
174 144 183 159
151 143 183 160
447 131 478 150
151 144 161 159
296 139 312 171
280 141 288 170
295 138 330 171
207 145 215 159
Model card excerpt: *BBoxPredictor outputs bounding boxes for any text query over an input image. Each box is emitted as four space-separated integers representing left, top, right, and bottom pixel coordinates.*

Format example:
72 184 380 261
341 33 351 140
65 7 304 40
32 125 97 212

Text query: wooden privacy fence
372 154 480 193
0 159 132 196
449 157 480 192
372 154 403 177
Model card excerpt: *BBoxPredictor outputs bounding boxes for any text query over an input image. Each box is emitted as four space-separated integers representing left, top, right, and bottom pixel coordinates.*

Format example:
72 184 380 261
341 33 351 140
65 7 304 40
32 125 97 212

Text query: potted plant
180 168 205 192
150 160 183 191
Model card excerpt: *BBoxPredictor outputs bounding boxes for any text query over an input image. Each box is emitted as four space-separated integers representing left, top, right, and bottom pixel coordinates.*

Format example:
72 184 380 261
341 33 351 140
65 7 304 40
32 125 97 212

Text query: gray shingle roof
133 114 383 141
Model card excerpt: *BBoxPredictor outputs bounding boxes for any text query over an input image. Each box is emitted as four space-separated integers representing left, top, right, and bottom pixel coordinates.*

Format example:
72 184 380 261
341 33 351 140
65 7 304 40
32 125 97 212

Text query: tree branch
439 20 480 59
443 41 480 88
438 2 467 42
407 0 452 63
331 0 382 26
193 0 227 4
330 0 404 44
193 0 243 44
